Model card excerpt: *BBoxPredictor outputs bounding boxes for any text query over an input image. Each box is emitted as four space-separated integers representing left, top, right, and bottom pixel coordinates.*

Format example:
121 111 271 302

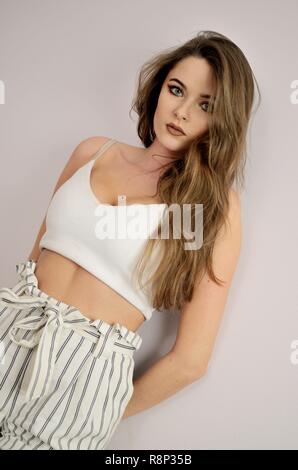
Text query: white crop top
39 138 167 321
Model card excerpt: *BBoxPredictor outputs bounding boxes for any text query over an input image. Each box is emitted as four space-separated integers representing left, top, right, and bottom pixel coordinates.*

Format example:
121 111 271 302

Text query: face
153 56 216 152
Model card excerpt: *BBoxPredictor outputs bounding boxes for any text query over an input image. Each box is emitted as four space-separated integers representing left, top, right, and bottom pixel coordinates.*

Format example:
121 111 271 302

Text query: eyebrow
168 77 212 99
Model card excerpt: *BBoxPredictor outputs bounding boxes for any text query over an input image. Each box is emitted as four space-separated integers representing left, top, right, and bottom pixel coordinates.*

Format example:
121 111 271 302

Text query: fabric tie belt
0 260 142 402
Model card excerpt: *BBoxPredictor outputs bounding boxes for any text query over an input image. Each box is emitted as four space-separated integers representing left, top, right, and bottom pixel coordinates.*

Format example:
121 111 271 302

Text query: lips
166 124 185 136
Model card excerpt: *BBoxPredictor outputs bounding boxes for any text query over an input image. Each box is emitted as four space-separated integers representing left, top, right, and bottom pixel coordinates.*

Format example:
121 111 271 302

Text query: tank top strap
91 138 118 162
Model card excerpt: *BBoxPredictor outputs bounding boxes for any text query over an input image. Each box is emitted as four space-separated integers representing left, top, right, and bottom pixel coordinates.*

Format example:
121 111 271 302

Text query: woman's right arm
27 135 109 262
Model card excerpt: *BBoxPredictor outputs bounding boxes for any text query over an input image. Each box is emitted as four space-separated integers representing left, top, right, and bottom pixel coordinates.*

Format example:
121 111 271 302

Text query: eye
168 85 210 113
168 84 183 97
201 102 210 112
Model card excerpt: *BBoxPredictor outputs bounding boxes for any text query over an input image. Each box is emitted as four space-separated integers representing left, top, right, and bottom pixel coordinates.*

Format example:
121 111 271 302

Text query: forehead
166 56 216 96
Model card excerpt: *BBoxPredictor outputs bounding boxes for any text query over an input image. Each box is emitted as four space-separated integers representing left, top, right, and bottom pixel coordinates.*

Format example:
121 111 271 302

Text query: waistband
0 260 143 402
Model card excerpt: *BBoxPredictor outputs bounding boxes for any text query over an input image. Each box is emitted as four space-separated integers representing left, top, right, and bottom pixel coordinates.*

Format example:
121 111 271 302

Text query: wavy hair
129 30 261 313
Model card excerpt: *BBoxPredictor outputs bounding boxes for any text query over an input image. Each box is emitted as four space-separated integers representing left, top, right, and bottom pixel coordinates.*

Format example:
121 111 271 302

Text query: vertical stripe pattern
0 260 142 450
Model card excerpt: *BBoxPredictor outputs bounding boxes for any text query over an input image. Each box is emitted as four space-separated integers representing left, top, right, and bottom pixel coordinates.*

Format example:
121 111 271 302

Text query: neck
141 138 181 175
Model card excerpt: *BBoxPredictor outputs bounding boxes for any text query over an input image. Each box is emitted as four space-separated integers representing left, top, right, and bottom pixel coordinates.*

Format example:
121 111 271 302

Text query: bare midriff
34 249 146 332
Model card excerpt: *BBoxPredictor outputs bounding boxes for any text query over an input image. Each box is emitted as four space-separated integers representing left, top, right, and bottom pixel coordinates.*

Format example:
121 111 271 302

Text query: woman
0 30 260 450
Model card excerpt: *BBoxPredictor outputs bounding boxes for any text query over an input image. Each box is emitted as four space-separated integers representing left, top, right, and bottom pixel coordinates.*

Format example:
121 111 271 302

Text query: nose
174 106 188 122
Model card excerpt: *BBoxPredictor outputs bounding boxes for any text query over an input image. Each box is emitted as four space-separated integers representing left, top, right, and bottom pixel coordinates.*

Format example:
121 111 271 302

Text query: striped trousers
0 260 142 450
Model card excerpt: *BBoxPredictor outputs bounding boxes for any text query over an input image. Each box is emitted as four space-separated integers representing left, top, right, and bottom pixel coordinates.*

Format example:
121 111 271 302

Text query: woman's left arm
123 189 242 419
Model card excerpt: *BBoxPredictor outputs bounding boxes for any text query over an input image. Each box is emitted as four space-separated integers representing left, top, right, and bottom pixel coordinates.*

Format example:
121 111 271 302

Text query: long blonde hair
129 30 261 313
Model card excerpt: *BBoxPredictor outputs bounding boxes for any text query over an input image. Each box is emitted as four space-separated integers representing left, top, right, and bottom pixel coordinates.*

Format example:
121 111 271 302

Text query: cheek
155 95 168 121
195 120 210 138
185 118 209 141
194 113 210 130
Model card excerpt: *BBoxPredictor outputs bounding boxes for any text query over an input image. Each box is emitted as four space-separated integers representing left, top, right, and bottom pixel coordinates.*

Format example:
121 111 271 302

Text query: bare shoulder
49 136 112 197
69 135 112 166
76 137 143 165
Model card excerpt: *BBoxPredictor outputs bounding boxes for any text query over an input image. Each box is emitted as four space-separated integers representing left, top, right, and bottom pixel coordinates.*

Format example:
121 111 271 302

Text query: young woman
0 30 260 450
